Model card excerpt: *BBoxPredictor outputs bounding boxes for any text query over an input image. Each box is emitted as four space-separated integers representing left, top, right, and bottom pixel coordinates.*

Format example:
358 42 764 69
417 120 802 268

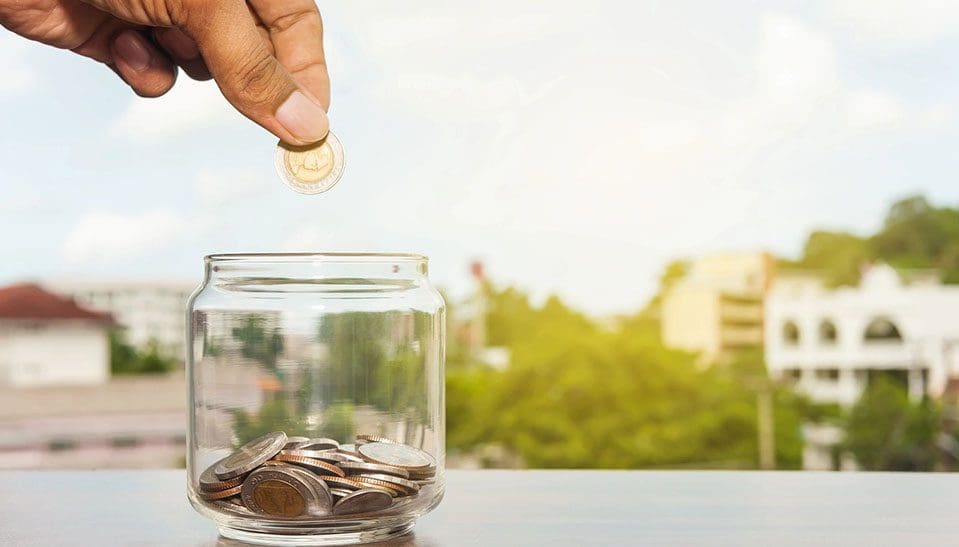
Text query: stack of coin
196 431 438 518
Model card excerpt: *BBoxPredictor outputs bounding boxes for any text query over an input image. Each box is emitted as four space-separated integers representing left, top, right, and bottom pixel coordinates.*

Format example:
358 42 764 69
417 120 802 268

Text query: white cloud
825 0 959 48
111 78 241 141
196 169 270 207
845 88 907 129
62 211 189 263
0 31 38 100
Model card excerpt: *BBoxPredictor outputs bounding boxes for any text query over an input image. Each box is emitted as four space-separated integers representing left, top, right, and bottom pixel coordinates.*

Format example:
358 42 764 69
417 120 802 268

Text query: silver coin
354 473 420 496
413 477 436 487
215 432 288 480
330 488 354 499
282 436 311 450
213 499 257 516
338 443 358 454
355 434 398 445
199 455 243 492
283 465 333 515
332 489 394 516
240 467 317 518
338 461 410 479
407 467 437 480
279 449 340 460
275 131 345 195
357 441 436 470
299 438 340 451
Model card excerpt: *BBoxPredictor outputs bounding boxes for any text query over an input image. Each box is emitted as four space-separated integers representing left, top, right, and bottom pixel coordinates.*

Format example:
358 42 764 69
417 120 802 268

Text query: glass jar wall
186 253 446 545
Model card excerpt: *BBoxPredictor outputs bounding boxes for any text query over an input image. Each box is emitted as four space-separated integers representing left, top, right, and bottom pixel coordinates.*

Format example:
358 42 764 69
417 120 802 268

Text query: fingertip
275 90 330 145
111 30 177 97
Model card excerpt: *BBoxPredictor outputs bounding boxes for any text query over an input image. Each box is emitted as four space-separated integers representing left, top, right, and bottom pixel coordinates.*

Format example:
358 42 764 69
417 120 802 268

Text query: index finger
248 0 330 111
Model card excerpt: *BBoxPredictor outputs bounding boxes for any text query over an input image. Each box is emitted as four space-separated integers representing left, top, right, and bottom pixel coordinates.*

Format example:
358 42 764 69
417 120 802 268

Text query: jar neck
205 253 429 283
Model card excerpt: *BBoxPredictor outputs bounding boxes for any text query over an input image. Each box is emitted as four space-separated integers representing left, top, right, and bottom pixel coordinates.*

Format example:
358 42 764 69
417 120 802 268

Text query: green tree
843 376 940 471
447 287 807 469
232 316 284 371
797 230 872 287
109 330 175 375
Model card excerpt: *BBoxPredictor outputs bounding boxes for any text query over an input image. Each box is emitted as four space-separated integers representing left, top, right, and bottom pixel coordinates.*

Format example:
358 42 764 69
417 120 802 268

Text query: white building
43 279 197 361
0 284 113 387
765 264 959 406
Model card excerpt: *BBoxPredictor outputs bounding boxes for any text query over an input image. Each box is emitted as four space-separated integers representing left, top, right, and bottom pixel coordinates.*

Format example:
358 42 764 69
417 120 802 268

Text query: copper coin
273 454 346 477
322 476 378 492
338 461 410 479
357 441 436 470
354 473 419 495
350 476 405 497
214 432 288 480
333 489 394 516
199 485 243 501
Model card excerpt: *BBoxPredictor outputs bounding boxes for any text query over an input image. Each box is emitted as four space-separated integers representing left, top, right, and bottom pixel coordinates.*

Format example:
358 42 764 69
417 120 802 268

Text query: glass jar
186 253 446 545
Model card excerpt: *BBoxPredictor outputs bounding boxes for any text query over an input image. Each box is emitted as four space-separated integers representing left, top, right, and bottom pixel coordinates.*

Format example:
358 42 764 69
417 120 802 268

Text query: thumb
184 0 329 145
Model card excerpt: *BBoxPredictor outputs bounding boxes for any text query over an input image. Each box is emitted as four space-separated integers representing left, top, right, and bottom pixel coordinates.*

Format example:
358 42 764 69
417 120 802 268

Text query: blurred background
3 1 959 471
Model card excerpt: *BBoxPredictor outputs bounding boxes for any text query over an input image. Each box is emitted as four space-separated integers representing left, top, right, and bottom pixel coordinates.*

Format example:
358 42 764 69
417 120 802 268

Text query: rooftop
0 283 113 323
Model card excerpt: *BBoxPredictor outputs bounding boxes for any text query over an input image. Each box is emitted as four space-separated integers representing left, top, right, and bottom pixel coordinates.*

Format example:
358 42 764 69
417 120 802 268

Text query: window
48 439 76 452
819 320 838 345
863 317 903 342
784 368 802 382
112 436 139 448
815 368 840 381
782 321 801 345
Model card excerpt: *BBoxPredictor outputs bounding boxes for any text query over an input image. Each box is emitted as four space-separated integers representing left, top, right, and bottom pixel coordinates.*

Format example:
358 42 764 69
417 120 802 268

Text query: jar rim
205 252 428 263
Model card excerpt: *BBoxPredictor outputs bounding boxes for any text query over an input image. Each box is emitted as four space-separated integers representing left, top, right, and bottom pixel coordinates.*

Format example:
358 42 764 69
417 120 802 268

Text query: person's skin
0 0 330 145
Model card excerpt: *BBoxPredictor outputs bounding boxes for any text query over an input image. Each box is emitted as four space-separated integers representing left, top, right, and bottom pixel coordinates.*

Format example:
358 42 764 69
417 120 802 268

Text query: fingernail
276 91 330 143
114 31 151 72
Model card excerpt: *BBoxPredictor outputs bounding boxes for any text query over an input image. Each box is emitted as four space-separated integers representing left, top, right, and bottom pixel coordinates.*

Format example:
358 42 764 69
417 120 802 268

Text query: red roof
0 283 113 323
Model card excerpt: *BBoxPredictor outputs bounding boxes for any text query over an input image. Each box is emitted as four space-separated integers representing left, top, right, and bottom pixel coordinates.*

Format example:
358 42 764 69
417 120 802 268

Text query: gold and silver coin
274 131 345 195
241 467 317 518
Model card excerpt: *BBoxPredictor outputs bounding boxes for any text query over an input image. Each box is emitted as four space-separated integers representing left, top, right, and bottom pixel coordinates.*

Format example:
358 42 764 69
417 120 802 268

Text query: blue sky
2 1 959 314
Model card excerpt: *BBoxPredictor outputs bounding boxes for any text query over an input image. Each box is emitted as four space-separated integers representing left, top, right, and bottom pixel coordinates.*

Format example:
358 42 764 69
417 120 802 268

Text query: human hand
0 0 330 144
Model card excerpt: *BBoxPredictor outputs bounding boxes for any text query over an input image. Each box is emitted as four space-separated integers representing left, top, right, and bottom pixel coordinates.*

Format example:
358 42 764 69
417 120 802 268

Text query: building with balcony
661 252 774 364
765 264 959 406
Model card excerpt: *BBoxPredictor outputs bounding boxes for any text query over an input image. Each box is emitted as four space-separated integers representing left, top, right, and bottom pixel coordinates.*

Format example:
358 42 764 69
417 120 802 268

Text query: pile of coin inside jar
197 432 437 518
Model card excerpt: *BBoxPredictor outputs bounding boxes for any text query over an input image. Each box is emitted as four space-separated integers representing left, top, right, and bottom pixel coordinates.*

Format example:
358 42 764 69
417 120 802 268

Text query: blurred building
661 252 775 363
43 279 197 361
765 263 959 406
0 283 113 387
